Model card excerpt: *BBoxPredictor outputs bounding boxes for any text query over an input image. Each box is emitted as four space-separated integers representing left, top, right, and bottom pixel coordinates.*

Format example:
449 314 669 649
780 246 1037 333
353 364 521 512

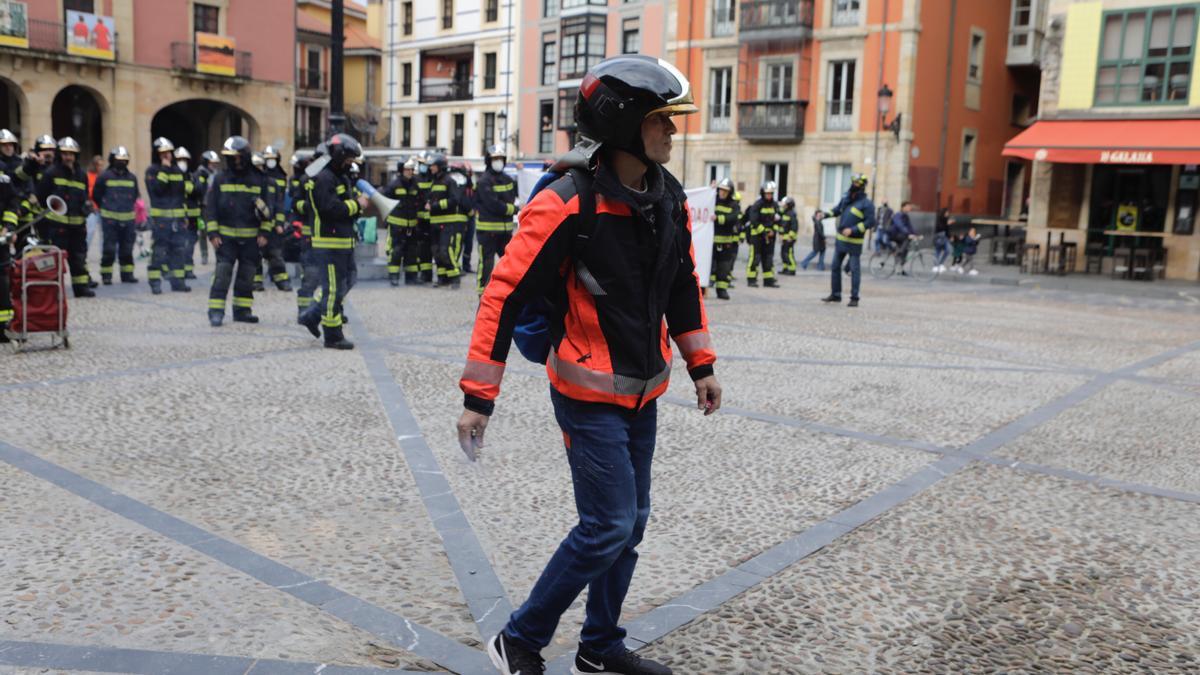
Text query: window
543 0 558 19
452 113 464 156
484 52 498 90
64 0 93 22
402 62 412 97
967 30 984 82
194 2 219 36
622 18 641 54
762 162 789 197
960 131 977 184
442 0 454 30
562 0 606 8
539 100 555 154
402 1 413 36
832 0 860 27
712 0 735 37
765 62 793 100
485 0 499 23
705 162 731 185
826 60 855 130
709 67 733 132
305 106 323 142
1096 7 1196 105
401 116 412 147
557 88 576 129
483 112 496 152
820 164 853 208
560 15 606 80
305 47 322 89
427 114 438 147
541 34 557 86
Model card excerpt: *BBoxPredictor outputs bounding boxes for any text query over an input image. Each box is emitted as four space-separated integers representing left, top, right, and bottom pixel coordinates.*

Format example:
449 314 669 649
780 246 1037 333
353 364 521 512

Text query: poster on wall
0 0 29 49
66 10 115 60
196 32 236 76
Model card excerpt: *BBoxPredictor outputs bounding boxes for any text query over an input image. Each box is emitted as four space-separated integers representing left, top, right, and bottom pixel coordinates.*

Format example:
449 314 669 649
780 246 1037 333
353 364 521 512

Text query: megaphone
0 194 67 245
45 194 68 216
356 179 398 217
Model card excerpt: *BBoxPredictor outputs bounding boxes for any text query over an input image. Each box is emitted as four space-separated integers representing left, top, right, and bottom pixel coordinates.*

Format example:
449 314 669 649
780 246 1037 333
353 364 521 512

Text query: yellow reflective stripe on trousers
218 226 260 237
150 208 187 218
386 216 417 226
313 236 353 249
322 263 342 327
100 209 135 221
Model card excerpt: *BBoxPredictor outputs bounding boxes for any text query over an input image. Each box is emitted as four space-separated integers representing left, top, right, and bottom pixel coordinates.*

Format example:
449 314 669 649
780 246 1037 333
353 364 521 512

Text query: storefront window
1088 165 1173 242
1175 167 1199 235
1095 7 1196 105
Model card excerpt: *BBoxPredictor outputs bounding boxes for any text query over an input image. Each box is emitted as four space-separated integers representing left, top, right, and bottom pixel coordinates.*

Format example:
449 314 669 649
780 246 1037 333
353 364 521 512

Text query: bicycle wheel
868 251 895 279
910 250 936 282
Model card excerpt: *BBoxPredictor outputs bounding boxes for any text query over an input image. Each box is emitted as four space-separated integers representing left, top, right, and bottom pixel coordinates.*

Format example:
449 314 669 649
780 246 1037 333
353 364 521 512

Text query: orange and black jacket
459 163 716 416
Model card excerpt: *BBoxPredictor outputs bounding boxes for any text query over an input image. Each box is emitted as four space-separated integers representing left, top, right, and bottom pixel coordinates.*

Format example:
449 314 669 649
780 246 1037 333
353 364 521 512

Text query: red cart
6 244 70 352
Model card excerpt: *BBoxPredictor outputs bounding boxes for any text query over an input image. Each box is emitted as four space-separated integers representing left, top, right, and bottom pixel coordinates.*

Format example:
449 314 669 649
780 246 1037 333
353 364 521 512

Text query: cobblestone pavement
2 254 1199 674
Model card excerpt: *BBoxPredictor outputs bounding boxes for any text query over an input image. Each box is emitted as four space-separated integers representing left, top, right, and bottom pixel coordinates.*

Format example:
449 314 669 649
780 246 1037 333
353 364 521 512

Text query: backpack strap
567 167 596 262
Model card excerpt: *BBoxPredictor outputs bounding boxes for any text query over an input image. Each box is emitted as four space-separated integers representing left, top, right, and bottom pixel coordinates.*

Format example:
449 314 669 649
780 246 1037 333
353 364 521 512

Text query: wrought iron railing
738 100 807 142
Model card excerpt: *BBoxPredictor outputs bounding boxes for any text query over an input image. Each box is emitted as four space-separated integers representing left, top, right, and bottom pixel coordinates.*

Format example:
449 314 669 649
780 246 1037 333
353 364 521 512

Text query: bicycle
866 237 938 282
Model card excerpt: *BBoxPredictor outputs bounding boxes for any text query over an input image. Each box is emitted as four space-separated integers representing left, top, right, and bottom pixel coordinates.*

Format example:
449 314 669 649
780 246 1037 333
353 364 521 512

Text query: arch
51 84 109 160
0 74 27 143
150 98 261 162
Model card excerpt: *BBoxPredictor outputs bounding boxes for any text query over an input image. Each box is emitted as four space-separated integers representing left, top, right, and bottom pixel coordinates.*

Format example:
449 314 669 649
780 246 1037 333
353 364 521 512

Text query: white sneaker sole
571 667 619 675
487 635 515 674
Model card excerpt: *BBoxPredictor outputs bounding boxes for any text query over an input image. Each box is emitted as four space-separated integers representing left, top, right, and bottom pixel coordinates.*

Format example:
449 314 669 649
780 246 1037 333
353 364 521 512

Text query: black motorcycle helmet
427 152 448 174
327 133 362 172
220 135 252 171
575 55 697 161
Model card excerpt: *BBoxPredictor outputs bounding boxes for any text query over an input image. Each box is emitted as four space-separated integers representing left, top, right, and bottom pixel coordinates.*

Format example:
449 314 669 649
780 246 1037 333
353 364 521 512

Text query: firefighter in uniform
261 145 293 291
383 158 420 286
93 146 139 284
473 144 517 294
778 195 798 275
293 145 322 321
298 133 366 350
145 137 193 294
428 152 466 289
16 134 58 244
196 150 219 265
36 137 94 297
744 181 781 288
206 136 273 326
823 173 875 307
711 177 740 300
174 146 202 279
0 129 28 259
413 153 435 284
0 143 19 337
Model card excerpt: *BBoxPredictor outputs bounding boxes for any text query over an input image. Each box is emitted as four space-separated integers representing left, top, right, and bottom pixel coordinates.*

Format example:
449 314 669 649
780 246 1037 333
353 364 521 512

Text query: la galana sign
1100 151 1154 164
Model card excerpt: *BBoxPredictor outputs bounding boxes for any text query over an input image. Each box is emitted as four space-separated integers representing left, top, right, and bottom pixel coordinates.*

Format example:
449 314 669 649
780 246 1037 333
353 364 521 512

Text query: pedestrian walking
933 207 955 273
822 173 875 307
457 55 721 675
801 208 827 271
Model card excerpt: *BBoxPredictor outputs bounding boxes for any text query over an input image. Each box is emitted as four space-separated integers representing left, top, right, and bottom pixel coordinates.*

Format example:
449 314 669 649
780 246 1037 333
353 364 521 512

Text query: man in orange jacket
457 55 722 675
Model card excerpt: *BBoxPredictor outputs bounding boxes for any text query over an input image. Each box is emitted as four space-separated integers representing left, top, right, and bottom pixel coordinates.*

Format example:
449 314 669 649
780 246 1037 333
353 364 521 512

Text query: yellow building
295 0 383 147
1006 0 1200 281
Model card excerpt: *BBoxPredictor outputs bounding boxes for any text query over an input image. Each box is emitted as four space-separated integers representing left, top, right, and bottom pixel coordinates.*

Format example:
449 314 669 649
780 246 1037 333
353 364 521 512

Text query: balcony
170 41 253 79
419 79 473 103
2 19 118 63
739 0 813 44
297 68 329 98
738 99 807 143
1007 0 1046 68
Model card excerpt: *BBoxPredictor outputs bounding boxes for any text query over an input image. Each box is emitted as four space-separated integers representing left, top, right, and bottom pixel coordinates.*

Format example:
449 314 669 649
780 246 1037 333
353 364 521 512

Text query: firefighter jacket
0 173 19 229
265 166 288 228
308 166 361 250
831 189 876 249
474 168 516 232
92 166 140 224
383 174 419 228
459 161 716 416
779 207 798 241
415 175 434 225
428 172 467 228
713 193 741 245
288 174 314 239
145 162 192 221
183 168 206 228
37 162 90 226
204 166 273 239
745 198 782 238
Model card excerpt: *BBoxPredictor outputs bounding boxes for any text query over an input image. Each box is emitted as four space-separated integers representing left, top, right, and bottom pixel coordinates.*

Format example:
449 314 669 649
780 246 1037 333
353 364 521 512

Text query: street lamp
497 109 508 152
870 84 902 203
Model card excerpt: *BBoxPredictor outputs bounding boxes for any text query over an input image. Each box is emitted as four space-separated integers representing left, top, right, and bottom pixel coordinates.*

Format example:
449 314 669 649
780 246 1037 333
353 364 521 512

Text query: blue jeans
504 389 657 655
934 232 950 265
831 242 862 299
800 248 826 270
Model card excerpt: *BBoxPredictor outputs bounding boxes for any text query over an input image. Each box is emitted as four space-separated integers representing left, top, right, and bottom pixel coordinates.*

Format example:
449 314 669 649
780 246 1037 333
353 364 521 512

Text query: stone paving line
0 440 490 675
344 301 514 643
540 337 1200 674
0 640 419 675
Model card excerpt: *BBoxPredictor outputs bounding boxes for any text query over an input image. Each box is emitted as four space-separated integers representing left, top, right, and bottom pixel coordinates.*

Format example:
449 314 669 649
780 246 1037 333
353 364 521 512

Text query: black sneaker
487 633 544 675
573 643 671 675
821 295 841 303
848 298 860 307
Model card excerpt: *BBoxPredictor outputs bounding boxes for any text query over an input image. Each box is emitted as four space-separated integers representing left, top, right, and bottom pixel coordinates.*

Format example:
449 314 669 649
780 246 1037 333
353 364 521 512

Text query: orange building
667 0 1040 224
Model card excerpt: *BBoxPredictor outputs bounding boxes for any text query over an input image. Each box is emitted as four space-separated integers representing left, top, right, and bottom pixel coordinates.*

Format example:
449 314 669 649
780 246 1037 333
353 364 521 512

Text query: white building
379 0 519 165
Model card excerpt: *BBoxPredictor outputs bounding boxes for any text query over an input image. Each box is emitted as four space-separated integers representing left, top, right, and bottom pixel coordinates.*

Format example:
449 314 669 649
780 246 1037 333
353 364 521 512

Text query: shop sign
66 11 115 60
1100 150 1154 164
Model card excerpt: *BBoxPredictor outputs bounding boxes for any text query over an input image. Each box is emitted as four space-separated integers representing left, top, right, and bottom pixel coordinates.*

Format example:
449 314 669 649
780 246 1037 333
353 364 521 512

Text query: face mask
418 165 429 175
177 160 188 172
490 159 504 173
266 159 277 170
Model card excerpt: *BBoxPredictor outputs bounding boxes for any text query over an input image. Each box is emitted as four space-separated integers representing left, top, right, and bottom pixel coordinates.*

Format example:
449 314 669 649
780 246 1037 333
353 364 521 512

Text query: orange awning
1003 119 1200 165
